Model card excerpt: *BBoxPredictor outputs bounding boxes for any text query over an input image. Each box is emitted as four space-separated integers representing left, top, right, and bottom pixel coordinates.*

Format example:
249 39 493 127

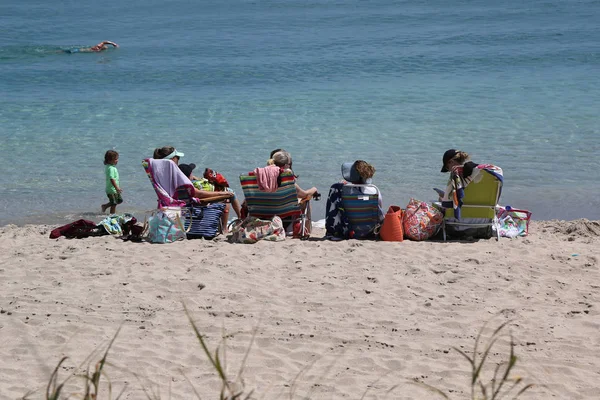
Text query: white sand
1 220 599 399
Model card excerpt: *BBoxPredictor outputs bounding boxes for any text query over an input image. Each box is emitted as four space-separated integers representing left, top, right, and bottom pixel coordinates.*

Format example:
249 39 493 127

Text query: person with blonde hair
269 150 319 200
267 148 285 166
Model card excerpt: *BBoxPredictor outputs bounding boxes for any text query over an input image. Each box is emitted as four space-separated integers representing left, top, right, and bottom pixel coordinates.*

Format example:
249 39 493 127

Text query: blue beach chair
341 183 382 239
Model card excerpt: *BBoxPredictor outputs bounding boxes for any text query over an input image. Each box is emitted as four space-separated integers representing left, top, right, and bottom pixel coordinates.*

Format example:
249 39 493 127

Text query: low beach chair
239 171 310 239
441 170 502 241
340 183 382 239
143 159 229 238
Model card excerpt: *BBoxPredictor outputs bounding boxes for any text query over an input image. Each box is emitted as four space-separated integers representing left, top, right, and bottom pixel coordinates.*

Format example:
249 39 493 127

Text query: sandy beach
1 220 599 399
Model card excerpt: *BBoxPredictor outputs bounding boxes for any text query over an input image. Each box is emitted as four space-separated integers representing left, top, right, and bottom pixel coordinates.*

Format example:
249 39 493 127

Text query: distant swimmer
65 41 119 53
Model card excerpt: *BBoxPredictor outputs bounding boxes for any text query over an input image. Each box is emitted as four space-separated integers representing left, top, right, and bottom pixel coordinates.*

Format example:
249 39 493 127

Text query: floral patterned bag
229 216 286 244
402 199 443 241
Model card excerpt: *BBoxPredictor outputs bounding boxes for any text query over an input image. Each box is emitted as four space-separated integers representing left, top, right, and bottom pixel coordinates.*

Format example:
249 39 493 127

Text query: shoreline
1 220 599 399
4 185 600 226
2 207 599 228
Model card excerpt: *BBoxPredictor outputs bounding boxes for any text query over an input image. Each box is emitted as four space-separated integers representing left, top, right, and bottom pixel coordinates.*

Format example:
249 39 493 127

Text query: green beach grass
21 308 537 400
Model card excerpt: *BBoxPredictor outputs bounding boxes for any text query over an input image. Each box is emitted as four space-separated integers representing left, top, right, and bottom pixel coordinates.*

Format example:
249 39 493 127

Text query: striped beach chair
341 183 382 239
239 172 310 239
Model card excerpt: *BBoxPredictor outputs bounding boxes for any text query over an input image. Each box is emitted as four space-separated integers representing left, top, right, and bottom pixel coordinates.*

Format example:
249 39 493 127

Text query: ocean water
1 0 599 226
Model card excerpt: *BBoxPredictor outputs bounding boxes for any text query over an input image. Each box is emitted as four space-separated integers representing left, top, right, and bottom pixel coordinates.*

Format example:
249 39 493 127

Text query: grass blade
46 357 69 400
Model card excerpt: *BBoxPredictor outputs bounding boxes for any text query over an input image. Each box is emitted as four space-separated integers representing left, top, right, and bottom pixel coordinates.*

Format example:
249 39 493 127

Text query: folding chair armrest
196 194 233 204
298 196 313 204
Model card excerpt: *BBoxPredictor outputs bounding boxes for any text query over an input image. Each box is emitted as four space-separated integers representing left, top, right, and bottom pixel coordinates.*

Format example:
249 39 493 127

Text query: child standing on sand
101 150 123 214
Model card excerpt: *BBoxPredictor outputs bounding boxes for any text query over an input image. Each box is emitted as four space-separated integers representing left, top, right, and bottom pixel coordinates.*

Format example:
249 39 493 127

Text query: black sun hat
440 149 457 173
178 163 196 178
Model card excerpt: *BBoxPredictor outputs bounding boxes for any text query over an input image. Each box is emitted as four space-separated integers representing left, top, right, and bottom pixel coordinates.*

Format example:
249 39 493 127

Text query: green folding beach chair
441 171 502 241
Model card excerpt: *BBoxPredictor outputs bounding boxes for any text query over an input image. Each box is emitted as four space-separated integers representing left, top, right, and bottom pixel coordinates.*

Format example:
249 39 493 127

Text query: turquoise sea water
1 0 599 225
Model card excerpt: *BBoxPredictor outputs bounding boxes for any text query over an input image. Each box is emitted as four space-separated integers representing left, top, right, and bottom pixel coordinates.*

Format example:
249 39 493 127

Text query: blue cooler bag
182 203 225 239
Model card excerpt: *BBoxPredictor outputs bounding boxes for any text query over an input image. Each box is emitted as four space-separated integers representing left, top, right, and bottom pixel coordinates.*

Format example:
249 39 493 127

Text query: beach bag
403 199 443 241
325 183 350 239
49 219 105 239
380 206 404 242
192 178 215 192
230 216 286 244
495 206 532 238
182 203 225 239
144 207 186 243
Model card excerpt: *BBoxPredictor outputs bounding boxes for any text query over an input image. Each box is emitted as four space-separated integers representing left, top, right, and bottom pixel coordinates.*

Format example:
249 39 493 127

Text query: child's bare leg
109 205 117 214
221 204 230 233
101 202 111 212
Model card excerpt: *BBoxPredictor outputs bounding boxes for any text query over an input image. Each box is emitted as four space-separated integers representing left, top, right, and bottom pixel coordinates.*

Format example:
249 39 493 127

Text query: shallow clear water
2 0 599 225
